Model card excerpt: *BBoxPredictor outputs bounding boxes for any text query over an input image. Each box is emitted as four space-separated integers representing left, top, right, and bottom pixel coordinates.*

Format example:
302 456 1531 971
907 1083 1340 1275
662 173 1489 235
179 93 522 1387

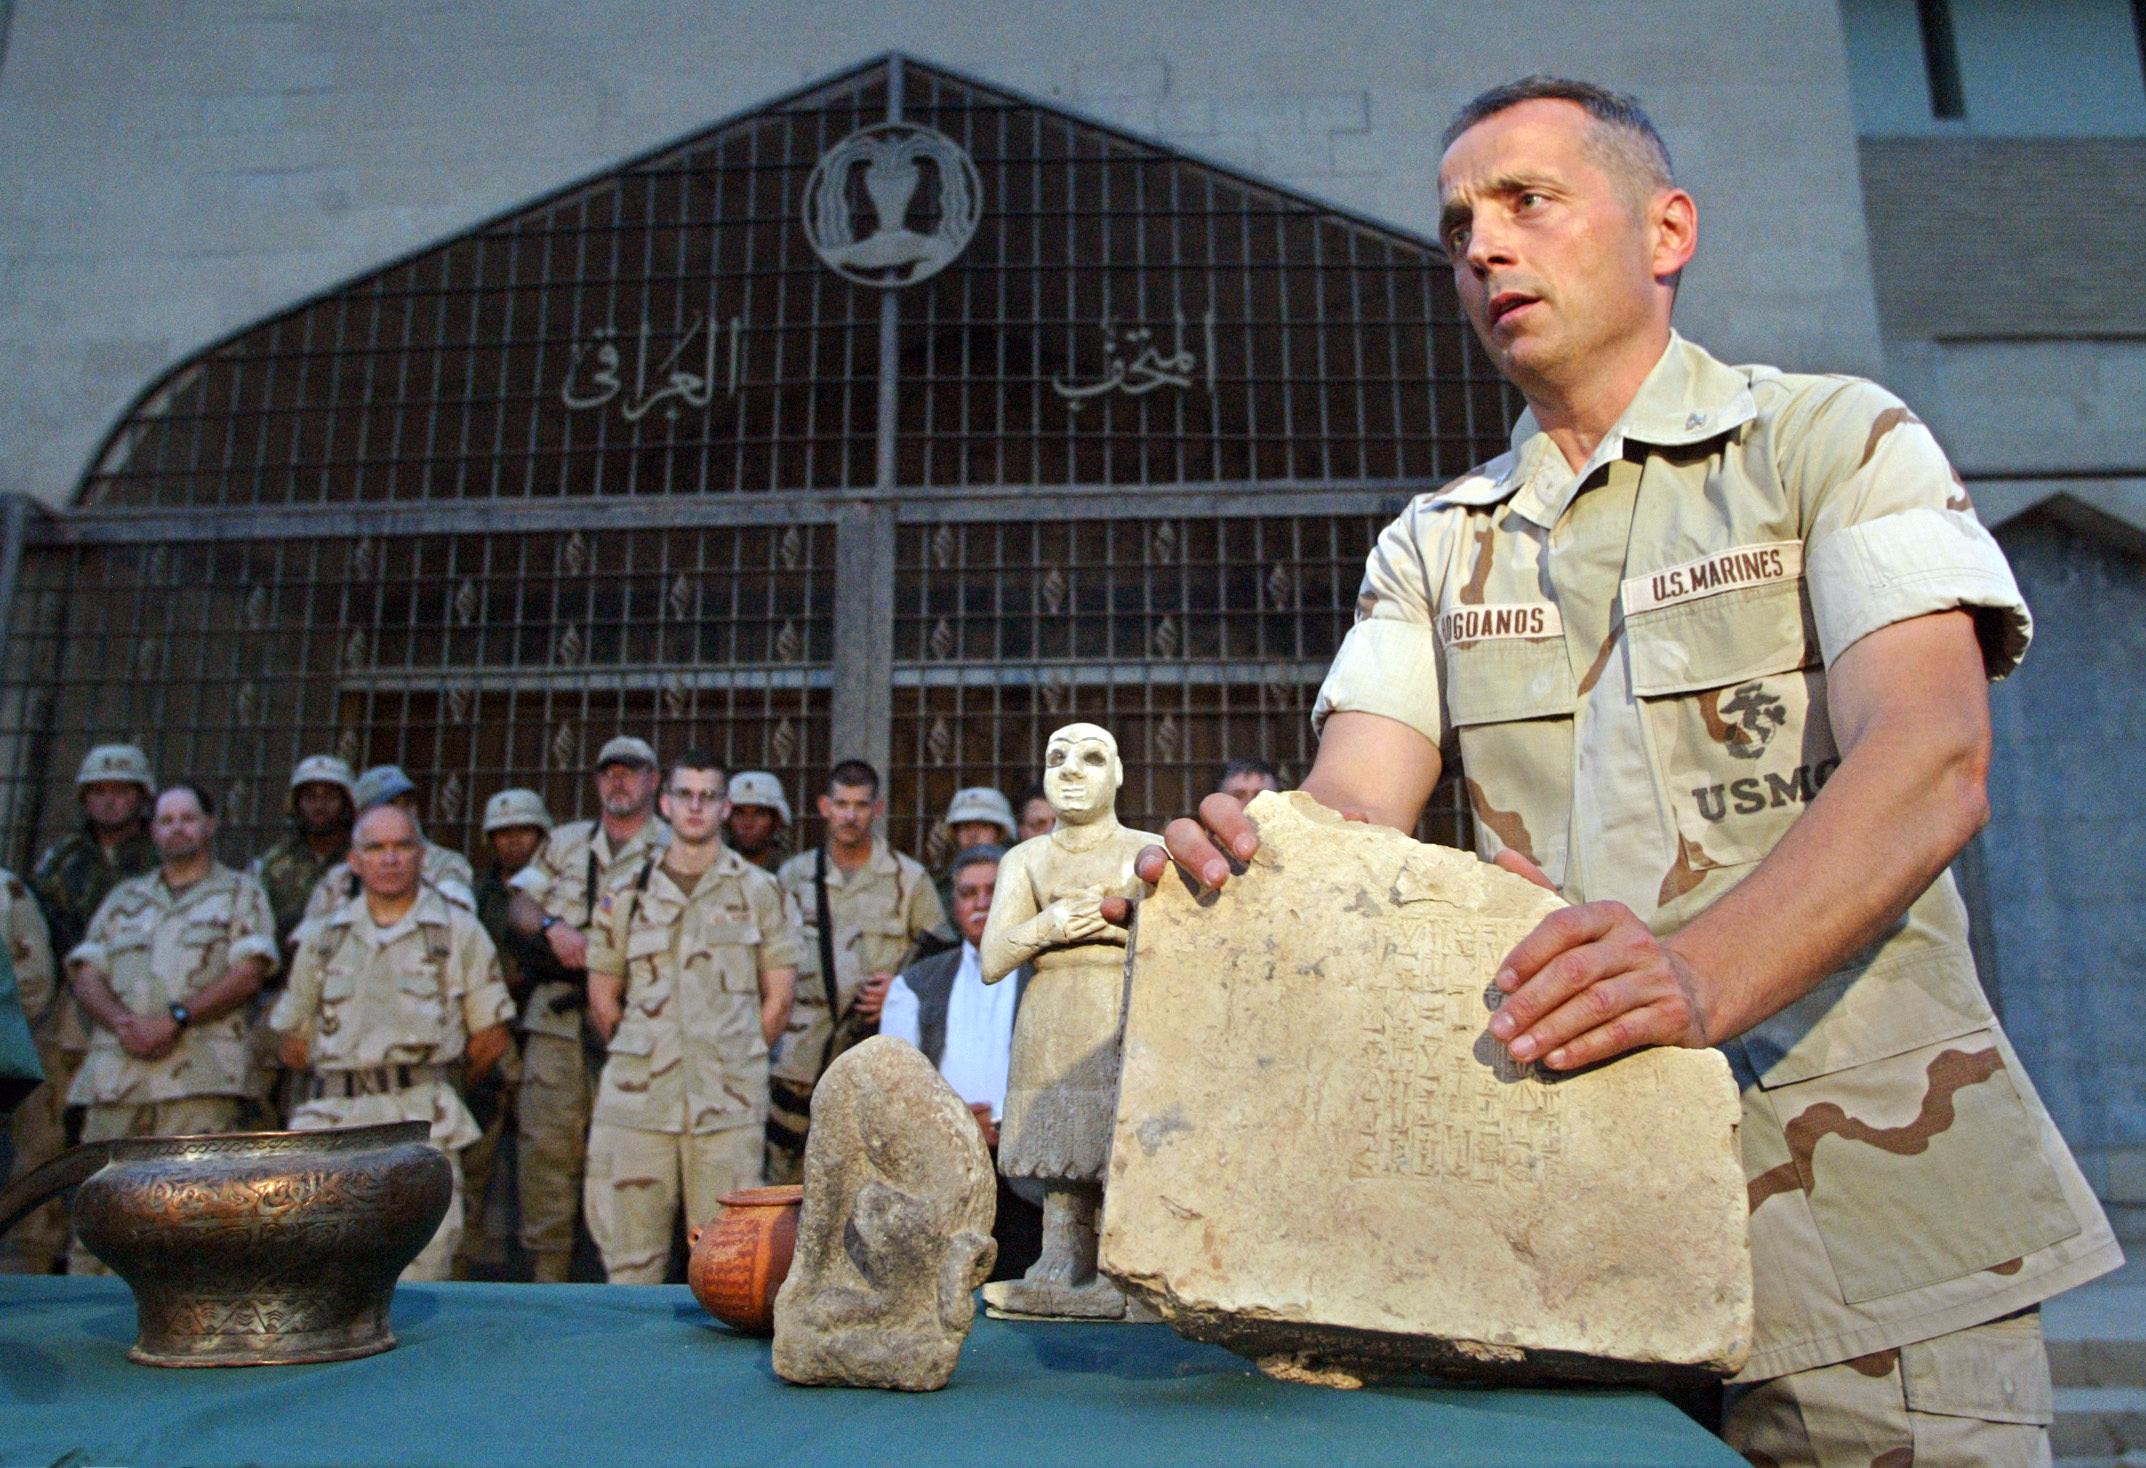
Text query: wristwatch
168 1002 192 1029
539 915 560 933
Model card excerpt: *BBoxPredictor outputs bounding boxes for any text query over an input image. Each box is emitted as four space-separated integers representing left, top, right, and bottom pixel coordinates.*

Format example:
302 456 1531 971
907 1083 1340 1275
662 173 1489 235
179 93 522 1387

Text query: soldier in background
30 745 161 1152
934 786 1016 913
293 765 475 937
583 754 797 1281
1015 781 1054 842
274 803 512 1282
723 770 792 874
460 788 554 1279
64 783 276 1273
766 759 947 1184
1215 757 1282 804
251 755 357 951
0 866 61 1272
504 736 669 1283
241 754 357 1127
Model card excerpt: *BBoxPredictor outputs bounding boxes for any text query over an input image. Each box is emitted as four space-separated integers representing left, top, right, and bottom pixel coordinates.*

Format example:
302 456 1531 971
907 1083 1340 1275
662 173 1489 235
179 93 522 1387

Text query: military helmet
353 764 418 812
75 744 155 794
483 788 554 835
288 753 357 800
944 785 1016 837
726 770 791 825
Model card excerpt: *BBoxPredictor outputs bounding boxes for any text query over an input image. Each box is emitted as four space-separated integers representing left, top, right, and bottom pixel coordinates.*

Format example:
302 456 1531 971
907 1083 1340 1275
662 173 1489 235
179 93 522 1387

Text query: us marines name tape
1436 602 1564 644
1622 540 1802 615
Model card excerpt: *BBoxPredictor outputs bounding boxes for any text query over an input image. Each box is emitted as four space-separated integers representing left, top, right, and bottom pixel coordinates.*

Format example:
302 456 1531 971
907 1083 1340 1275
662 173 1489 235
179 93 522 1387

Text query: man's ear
1651 187 1697 284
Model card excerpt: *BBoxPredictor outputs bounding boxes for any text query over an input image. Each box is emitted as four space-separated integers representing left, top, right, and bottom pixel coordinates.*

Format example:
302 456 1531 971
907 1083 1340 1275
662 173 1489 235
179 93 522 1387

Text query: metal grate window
0 524 833 864
887 514 1471 866
6 54 1511 876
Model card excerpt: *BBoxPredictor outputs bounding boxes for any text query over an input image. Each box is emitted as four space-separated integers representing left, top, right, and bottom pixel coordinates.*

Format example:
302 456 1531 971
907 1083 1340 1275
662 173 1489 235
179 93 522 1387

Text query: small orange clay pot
687 1184 803 1335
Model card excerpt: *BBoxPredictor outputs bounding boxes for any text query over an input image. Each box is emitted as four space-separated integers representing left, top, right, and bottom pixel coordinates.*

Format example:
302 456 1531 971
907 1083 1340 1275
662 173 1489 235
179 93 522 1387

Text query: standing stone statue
771 1036 996 1392
977 722 1161 1319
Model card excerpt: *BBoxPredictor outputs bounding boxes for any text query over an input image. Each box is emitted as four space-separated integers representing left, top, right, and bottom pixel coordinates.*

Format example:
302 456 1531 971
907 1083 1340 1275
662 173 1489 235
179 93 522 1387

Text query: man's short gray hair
1442 75 1674 205
951 844 1005 881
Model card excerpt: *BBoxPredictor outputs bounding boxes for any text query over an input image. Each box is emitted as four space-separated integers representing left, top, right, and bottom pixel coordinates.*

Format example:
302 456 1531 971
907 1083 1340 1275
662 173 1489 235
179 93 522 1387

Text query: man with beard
583 755 797 1281
64 783 277 1273
274 803 512 1282
1142 77 2118 1465
722 770 792 874
251 755 357 951
503 736 669 1283
766 759 946 1183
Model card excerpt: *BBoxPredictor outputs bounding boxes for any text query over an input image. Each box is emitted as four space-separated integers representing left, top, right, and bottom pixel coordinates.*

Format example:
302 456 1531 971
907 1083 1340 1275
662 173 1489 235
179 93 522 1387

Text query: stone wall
1982 511 2146 1207
0 0 1882 508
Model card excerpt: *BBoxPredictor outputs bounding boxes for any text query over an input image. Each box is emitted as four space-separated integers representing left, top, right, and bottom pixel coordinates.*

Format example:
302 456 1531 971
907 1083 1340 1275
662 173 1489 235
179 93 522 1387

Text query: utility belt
305 1062 450 1100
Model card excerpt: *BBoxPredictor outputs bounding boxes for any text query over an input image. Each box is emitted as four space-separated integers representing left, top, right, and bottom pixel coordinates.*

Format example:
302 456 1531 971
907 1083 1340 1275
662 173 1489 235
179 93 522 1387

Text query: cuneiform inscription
1350 920 1564 1189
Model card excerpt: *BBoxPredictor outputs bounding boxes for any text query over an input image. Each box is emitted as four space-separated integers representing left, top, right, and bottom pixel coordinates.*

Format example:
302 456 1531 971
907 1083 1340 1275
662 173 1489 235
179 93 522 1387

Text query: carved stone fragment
772 1037 997 1391
1101 792 1753 1386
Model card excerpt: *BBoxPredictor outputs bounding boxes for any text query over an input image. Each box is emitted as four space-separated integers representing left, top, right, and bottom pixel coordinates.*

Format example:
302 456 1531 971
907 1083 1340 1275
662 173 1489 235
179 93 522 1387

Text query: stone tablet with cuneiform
1099 791 1752 1387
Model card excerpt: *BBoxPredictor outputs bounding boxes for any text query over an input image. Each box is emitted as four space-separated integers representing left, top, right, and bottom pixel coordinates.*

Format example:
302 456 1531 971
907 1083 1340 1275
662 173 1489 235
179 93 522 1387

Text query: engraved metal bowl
0 1121 450 1367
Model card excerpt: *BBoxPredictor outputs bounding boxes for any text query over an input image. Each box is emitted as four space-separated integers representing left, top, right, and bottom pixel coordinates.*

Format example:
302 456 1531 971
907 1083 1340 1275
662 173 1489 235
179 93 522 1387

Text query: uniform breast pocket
1628 579 1835 872
695 919 762 994
1442 633 1576 880
393 967 447 1034
602 1021 657 1093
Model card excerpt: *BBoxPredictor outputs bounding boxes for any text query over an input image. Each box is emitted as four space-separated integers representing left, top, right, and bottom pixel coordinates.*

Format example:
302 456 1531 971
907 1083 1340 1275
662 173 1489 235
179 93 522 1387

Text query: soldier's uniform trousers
1726 1310 2053 1467
516 1029 596 1281
453 1041 520 1278
289 1064 474 1282
67 1096 243 1275
3 1048 80 1273
583 1120 761 1283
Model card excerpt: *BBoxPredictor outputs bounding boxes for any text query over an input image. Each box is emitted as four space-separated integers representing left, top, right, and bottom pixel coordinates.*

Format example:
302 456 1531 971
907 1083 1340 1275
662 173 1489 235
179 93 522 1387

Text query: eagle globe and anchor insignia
803 122 981 288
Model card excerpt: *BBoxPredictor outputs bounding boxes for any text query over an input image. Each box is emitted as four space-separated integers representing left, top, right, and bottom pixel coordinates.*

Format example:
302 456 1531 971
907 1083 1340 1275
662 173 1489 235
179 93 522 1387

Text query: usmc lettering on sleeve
1436 602 1565 645
1623 541 1802 615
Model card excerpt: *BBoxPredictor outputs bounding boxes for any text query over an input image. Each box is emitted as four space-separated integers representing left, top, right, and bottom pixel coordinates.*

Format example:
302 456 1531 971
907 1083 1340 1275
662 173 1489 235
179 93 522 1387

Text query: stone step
2052 1386 2146 1463
2046 1283 2146 1388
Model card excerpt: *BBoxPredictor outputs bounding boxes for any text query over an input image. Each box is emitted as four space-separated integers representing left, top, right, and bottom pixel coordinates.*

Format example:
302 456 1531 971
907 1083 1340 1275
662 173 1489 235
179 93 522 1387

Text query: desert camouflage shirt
1315 331 2119 1380
271 887 512 1151
586 847 801 1134
65 864 278 1106
772 838 947 1086
0 869 56 1036
509 816 671 1040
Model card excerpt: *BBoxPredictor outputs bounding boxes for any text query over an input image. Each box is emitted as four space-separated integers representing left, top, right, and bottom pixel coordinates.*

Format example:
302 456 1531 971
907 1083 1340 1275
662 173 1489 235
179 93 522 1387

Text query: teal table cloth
0 1276 1740 1466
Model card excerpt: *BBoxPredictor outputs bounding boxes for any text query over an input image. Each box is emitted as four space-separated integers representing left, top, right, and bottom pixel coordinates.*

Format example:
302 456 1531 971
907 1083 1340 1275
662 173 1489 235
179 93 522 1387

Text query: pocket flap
698 919 760 948
1743 944 1994 1087
625 927 671 961
1901 1313 2053 1425
606 1023 655 1057
1443 635 1576 727
1626 579 1818 697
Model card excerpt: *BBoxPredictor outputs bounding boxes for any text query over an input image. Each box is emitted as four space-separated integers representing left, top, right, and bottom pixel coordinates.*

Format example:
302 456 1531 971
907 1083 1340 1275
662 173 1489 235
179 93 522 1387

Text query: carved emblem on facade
803 123 980 288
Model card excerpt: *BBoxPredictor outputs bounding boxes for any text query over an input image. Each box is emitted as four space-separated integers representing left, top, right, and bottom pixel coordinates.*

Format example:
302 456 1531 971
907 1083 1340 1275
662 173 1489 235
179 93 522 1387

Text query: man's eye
1445 226 1469 252
1517 191 1547 210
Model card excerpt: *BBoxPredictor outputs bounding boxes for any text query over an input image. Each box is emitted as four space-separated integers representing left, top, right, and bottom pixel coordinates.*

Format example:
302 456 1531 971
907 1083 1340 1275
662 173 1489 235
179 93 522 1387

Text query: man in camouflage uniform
30 744 160 1151
251 755 357 951
1154 79 2118 1465
503 735 669 1283
583 754 798 1282
0 866 62 1272
293 765 475 939
459 787 553 1278
723 770 791 875
64 783 277 1274
933 786 1016 915
767 759 948 1184
242 754 357 1126
272 803 513 1282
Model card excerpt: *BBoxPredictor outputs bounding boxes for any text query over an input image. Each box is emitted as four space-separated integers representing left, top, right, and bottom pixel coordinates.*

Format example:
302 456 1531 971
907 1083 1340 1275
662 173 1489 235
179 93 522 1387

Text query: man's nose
1464 216 1515 275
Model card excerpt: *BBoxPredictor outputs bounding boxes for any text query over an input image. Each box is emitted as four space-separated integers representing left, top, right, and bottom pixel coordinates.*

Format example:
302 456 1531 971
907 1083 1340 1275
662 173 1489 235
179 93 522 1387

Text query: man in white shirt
881 844 1040 1278
880 845 1026 1136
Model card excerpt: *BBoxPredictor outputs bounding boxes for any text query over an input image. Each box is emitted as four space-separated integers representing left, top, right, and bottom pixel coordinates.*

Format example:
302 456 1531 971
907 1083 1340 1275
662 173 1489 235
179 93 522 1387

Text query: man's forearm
68 964 135 1031
507 890 548 938
187 956 272 1025
1671 708 1989 1046
760 968 795 1047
